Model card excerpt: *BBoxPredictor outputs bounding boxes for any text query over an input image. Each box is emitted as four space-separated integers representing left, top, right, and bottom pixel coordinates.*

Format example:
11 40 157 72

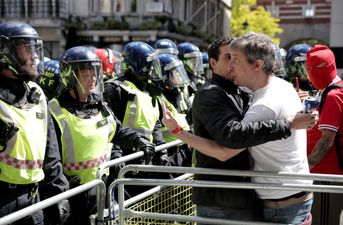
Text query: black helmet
59 46 103 96
0 21 44 81
122 41 163 81
36 59 61 100
177 42 204 76
154 39 178 55
158 53 190 88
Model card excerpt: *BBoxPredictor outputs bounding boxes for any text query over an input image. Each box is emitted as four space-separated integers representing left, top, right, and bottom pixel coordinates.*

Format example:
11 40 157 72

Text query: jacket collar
211 73 239 92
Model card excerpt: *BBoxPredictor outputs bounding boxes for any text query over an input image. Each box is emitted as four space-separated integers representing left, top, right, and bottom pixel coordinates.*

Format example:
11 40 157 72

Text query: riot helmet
201 51 212 79
122 41 163 81
36 59 61 100
59 46 103 98
177 42 204 76
273 44 286 78
285 44 311 81
154 39 178 55
0 21 44 81
158 54 190 89
95 48 123 79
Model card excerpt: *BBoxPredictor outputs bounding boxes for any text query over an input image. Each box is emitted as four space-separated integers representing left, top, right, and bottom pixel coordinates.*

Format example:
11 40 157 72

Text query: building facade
0 0 232 58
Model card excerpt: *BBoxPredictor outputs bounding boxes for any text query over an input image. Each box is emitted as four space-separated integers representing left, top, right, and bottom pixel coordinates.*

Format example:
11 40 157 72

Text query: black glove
154 149 171 166
109 148 125 180
44 199 70 225
65 175 80 189
136 138 155 164
0 120 19 151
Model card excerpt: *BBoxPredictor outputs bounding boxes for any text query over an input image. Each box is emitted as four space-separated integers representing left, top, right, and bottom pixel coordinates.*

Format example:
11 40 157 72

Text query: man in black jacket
191 37 294 222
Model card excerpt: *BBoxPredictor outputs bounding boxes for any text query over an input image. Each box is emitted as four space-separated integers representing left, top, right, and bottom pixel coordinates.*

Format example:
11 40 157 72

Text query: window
303 5 315 17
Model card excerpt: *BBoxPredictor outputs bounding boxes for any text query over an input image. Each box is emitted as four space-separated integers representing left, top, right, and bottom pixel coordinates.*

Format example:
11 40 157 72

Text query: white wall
330 0 343 47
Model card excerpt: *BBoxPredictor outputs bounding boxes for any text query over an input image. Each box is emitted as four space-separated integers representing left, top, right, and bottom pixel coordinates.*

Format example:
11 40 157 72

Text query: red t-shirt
307 80 343 175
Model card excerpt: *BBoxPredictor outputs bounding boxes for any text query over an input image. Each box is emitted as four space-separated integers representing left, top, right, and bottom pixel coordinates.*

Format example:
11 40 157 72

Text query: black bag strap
319 84 343 114
318 83 343 169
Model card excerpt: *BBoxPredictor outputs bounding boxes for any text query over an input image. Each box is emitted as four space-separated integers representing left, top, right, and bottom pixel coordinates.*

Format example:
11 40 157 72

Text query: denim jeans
196 204 262 225
263 198 313 224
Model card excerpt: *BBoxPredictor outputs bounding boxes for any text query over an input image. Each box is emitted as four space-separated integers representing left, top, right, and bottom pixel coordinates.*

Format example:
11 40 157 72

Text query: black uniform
0 77 69 225
192 73 291 218
53 91 153 225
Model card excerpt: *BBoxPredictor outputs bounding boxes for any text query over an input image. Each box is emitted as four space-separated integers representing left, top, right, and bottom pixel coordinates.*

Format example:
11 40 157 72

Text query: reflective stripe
49 98 116 184
0 82 47 184
0 154 43 169
49 99 76 163
63 153 108 171
120 81 158 140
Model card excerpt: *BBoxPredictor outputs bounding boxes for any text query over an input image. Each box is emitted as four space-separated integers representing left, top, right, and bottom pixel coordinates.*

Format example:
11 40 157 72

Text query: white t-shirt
243 76 312 200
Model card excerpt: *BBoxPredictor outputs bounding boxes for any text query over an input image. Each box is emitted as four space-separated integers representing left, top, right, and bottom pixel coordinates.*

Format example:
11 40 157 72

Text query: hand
136 138 155 164
44 199 70 225
288 111 319 130
56 200 70 224
66 175 80 189
161 102 179 132
158 149 171 166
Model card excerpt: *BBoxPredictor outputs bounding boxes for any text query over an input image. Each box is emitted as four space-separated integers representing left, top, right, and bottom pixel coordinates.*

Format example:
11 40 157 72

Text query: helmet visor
273 45 286 77
147 52 163 81
164 61 190 87
183 52 204 75
13 38 44 79
114 58 123 77
62 61 103 97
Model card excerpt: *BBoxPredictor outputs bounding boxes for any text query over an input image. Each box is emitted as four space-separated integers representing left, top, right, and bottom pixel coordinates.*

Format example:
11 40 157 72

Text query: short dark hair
207 37 233 70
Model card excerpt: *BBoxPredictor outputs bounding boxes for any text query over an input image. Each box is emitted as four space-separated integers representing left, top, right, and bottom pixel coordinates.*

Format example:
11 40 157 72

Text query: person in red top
306 45 343 174
306 44 343 225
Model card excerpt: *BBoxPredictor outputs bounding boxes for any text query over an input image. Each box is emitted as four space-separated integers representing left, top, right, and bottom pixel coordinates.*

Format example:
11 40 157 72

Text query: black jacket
192 73 291 208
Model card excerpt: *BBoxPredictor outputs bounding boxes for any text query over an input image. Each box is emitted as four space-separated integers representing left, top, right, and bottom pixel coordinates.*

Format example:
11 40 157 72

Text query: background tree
231 0 283 44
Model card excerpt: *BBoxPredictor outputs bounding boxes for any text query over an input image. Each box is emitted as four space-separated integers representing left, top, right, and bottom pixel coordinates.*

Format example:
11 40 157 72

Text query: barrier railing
0 140 183 225
109 165 343 225
0 179 106 225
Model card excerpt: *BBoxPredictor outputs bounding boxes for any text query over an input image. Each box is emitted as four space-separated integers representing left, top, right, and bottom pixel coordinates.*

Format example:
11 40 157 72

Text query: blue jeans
263 198 313 224
196 205 262 225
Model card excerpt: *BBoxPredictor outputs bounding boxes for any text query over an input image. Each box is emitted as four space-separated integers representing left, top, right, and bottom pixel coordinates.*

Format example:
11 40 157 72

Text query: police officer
95 48 123 81
103 41 169 195
156 53 192 171
36 59 62 100
285 43 313 93
0 21 70 225
49 46 155 225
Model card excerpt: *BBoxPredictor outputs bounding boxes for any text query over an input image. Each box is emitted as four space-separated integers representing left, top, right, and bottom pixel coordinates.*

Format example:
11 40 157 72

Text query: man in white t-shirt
228 32 313 224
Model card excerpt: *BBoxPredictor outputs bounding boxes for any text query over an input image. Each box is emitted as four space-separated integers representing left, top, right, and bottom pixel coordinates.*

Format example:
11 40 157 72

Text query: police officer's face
16 43 39 80
76 68 97 97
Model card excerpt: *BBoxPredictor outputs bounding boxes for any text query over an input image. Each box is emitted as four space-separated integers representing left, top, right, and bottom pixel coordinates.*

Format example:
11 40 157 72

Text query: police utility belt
0 180 39 197
263 191 313 209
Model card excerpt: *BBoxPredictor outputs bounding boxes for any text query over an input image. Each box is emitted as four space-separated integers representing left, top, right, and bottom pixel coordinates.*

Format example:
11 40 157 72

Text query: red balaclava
306 45 337 90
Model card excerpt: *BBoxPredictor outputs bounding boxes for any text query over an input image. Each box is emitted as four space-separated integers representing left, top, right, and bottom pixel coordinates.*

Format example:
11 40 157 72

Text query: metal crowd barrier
108 165 343 225
0 140 183 225
3 137 343 225
0 179 106 225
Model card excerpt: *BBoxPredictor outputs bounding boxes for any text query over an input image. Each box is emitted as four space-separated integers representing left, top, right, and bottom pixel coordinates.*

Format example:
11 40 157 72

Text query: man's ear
254 59 264 71
209 58 216 70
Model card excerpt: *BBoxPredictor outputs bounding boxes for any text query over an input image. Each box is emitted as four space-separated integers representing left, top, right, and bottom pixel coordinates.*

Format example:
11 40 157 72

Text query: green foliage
231 0 283 44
